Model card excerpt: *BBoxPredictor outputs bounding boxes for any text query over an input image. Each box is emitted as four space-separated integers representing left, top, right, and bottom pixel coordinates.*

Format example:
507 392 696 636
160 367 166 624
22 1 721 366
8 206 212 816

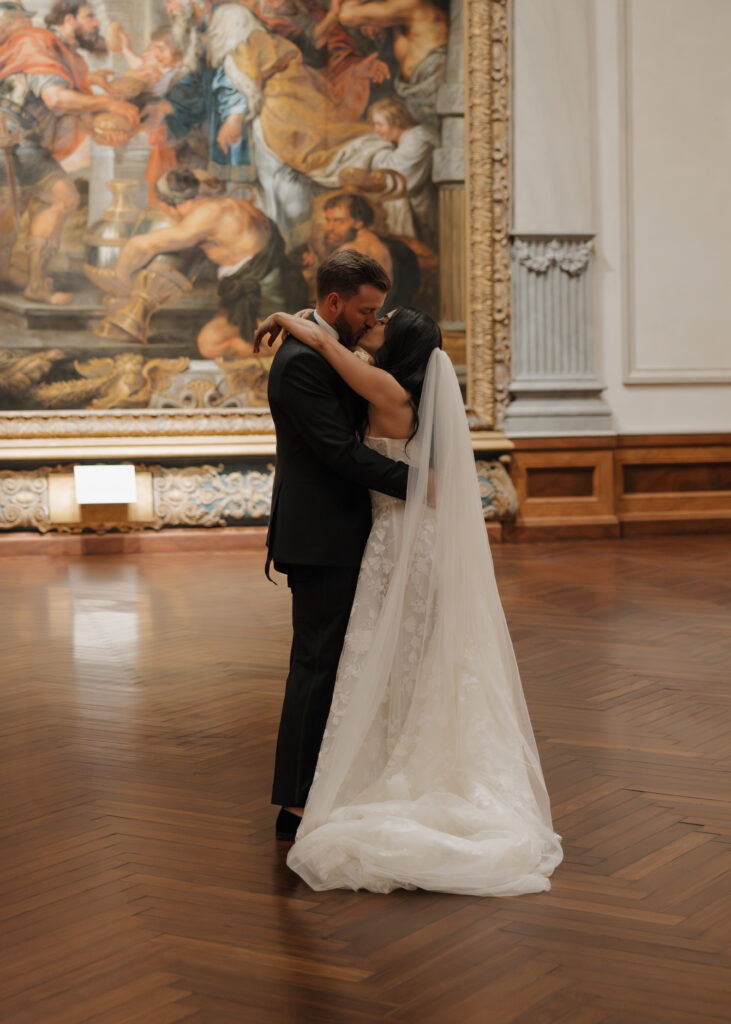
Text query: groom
255 251 409 841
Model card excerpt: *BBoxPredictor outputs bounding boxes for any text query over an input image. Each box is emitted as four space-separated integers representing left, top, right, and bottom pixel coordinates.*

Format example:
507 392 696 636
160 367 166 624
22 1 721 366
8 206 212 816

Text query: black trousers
271 563 360 807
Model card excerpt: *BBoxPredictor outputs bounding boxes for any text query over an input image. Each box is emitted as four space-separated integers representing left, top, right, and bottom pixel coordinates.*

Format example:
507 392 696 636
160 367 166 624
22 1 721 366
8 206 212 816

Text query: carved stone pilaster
506 235 613 436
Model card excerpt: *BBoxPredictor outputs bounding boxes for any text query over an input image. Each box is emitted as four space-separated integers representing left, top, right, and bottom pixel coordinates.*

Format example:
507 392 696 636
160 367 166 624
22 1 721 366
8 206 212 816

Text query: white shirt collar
313 309 339 340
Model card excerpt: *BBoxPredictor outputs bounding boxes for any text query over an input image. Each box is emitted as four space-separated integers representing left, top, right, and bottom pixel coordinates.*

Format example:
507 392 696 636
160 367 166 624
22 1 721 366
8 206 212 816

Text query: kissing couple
254 250 562 897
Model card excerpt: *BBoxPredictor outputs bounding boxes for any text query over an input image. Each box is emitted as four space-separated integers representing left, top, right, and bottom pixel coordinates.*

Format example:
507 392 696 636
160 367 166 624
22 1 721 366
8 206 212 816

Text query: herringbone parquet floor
1 536 730 1024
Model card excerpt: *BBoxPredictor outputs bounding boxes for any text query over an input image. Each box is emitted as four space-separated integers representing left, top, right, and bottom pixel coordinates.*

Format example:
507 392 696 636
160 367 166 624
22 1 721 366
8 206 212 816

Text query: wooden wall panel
614 441 731 536
506 442 619 541
622 462 731 494
527 466 595 498
507 434 731 540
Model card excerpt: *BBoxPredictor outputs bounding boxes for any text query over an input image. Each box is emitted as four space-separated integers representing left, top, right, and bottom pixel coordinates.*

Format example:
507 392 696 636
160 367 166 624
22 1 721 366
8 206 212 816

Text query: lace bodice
365 436 410 514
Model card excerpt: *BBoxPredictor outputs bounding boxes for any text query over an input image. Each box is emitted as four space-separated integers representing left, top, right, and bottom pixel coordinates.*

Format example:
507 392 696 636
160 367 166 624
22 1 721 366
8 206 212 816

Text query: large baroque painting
0 0 452 417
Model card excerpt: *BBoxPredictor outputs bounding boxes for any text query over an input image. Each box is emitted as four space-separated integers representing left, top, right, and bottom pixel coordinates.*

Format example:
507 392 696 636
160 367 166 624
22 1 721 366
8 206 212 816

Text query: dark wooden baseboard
506 433 731 540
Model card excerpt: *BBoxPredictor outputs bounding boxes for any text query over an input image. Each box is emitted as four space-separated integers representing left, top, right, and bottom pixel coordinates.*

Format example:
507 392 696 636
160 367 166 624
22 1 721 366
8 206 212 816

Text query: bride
267 306 562 897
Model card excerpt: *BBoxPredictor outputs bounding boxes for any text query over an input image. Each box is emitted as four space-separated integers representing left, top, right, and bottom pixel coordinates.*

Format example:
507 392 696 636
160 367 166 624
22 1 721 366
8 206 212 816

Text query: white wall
593 0 731 432
512 0 731 433
512 0 593 233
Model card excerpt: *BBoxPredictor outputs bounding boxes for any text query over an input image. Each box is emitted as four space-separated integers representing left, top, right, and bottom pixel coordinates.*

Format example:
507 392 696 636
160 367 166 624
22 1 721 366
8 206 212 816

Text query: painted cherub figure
106 23 186 99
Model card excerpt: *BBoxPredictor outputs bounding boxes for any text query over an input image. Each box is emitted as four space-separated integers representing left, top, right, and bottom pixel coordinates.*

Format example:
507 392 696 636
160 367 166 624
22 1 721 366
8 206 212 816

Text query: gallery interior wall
511 0 731 435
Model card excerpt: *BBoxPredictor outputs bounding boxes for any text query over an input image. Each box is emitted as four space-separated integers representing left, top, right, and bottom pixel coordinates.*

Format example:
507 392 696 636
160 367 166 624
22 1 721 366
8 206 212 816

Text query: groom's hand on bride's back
253 309 315 354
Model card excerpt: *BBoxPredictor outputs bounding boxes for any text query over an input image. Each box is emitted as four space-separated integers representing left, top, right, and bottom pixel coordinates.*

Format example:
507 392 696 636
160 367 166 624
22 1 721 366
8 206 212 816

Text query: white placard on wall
73 465 137 505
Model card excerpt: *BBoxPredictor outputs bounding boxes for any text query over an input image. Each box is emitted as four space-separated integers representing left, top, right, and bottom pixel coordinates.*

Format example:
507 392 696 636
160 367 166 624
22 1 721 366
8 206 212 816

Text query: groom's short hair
316 250 391 300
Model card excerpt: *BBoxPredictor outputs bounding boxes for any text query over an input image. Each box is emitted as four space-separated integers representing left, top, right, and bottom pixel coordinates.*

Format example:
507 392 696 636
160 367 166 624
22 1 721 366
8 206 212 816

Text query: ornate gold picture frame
0 0 509 462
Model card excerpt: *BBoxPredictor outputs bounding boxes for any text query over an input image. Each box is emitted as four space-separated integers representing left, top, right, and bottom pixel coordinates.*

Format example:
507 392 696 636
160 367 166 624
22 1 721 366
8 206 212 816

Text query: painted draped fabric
250 0 382 123
229 29 371 177
165 62 253 175
0 27 91 158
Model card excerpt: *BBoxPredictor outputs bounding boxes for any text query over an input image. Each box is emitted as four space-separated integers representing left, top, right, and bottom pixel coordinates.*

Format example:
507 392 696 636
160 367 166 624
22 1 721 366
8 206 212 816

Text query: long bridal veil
288 350 563 896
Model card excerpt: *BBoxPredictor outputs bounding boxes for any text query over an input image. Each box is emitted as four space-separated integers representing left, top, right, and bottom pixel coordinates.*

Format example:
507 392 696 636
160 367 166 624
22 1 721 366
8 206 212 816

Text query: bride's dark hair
373 307 442 441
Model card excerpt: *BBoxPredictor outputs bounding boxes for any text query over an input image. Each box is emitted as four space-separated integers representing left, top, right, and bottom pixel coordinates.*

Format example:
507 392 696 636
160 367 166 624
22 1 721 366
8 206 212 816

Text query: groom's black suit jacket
266 324 409 569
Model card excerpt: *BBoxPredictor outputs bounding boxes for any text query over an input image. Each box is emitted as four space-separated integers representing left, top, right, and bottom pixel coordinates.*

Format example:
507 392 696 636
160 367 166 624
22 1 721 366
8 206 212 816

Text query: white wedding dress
287 351 563 896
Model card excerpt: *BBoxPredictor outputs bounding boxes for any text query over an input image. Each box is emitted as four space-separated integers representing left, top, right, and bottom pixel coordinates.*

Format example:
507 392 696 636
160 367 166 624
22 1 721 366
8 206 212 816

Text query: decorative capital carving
512 237 594 276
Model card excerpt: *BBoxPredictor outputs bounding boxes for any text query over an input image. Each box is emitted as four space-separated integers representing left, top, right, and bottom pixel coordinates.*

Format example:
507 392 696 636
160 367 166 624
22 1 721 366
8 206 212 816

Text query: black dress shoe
276 808 302 841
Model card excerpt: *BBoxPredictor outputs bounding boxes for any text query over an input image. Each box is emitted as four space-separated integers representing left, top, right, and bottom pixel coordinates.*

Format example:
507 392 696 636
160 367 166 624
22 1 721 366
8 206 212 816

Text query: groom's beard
333 312 356 348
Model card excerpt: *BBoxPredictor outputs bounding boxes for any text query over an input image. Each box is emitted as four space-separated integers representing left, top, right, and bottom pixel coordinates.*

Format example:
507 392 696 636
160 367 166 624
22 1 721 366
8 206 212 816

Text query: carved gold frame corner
0 0 511 460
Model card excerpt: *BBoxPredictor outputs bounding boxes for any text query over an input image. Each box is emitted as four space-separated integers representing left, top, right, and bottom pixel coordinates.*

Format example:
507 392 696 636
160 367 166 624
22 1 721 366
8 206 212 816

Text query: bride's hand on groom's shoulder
253 313 284 354
253 310 315 354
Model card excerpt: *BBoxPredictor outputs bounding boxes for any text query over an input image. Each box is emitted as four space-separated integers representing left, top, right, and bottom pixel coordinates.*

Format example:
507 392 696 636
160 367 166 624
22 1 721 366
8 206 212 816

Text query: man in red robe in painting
0 0 138 304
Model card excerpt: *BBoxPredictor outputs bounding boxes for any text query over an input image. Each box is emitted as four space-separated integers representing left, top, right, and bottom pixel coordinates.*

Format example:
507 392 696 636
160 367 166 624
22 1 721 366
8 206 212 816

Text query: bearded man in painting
323 192 419 311
0 0 137 305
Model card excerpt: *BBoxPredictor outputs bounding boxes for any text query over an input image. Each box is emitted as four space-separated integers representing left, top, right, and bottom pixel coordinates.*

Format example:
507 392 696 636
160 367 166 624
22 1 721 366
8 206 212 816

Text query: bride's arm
268 311 409 409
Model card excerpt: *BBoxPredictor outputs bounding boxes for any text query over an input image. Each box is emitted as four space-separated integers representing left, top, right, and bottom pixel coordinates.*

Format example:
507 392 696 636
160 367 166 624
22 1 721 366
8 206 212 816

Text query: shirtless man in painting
338 0 448 126
114 169 306 358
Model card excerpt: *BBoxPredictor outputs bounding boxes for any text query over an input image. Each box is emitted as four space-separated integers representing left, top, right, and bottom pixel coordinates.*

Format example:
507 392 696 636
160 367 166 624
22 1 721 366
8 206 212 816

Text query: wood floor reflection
1 537 730 1023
